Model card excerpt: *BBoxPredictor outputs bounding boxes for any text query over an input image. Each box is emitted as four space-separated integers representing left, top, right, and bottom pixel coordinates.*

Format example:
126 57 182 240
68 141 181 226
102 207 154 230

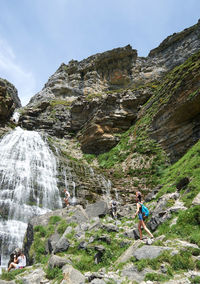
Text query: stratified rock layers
19 20 200 160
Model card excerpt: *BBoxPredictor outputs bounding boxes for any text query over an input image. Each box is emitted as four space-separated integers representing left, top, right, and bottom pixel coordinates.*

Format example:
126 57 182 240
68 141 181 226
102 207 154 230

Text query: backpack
139 202 149 217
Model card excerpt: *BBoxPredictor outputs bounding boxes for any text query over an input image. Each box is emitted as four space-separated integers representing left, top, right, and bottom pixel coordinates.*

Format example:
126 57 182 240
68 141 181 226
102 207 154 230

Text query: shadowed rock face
19 20 200 156
149 50 200 162
0 78 21 124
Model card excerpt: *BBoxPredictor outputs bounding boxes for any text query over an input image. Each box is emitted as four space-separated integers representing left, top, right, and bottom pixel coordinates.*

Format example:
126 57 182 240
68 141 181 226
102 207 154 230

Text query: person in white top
64 189 70 206
8 250 26 272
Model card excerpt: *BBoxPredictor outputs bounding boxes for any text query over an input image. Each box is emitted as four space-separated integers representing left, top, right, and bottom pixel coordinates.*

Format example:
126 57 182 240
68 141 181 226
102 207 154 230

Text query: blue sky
0 0 199 106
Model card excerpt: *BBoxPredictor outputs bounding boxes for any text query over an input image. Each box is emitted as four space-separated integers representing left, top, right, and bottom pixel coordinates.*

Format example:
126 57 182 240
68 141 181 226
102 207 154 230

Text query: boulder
62 264 85 284
121 263 153 283
48 254 71 268
86 201 108 218
53 235 70 254
133 245 172 260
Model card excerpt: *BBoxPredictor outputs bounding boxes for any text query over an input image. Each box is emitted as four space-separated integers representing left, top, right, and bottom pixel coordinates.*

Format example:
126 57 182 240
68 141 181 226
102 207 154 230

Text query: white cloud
0 38 36 106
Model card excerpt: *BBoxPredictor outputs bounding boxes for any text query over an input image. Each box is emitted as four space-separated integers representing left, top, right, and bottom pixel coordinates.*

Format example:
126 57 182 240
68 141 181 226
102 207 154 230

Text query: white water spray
0 127 62 268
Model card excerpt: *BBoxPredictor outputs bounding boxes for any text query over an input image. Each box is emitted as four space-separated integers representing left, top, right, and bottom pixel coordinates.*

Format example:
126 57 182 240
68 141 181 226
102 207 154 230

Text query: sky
0 0 199 106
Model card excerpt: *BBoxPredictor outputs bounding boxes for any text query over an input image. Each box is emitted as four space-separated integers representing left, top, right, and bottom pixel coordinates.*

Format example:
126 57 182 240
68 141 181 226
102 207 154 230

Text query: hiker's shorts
138 213 143 220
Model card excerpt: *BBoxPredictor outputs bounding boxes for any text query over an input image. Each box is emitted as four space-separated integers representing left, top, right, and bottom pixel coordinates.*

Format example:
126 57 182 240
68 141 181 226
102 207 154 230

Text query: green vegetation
157 139 200 206
96 50 200 191
57 219 68 235
83 153 96 164
45 266 63 281
1 268 26 281
84 92 104 101
156 206 200 246
131 248 198 282
49 99 72 107
190 276 200 284
49 215 62 225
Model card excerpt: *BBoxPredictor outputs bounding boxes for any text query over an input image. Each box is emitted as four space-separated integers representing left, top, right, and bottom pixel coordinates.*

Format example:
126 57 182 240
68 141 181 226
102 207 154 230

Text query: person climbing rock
64 189 70 206
8 250 26 272
133 191 153 240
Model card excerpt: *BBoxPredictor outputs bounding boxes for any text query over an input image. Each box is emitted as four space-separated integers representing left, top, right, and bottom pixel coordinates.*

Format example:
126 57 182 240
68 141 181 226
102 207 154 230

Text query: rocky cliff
0 78 21 124
19 20 200 159
1 20 200 284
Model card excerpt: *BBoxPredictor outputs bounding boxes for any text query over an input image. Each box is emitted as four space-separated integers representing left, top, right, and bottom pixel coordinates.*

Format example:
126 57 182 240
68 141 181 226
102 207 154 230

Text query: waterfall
0 127 62 268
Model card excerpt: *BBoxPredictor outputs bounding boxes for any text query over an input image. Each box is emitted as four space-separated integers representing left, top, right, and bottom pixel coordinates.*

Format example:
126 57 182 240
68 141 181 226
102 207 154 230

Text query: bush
34 225 47 237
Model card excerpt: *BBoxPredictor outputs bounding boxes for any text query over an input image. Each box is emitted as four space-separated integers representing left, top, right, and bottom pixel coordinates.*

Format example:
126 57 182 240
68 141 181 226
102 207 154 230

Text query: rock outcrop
0 78 21 125
19 20 200 156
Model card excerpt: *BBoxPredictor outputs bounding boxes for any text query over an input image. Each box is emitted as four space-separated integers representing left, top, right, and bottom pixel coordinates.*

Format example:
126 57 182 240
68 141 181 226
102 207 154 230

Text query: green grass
157 139 200 207
45 266 63 281
49 99 72 107
0 268 26 281
156 206 200 246
49 215 62 225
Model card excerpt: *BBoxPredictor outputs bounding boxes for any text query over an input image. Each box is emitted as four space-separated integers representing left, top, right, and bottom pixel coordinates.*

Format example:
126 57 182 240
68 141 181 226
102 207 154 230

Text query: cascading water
0 127 62 269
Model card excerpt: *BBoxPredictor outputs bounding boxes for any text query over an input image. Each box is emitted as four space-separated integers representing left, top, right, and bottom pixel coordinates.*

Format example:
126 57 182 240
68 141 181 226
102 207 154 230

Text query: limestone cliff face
0 78 21 124
149 50 200 162
19 20 200 158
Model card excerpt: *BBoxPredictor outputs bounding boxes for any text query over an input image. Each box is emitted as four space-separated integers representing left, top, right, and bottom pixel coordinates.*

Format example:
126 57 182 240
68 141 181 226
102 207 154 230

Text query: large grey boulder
47 232 60 253
48 254 71 268
53 235 70 254
86 201 108 219
133 245 172 260
61 264 85 283
16 268 46 284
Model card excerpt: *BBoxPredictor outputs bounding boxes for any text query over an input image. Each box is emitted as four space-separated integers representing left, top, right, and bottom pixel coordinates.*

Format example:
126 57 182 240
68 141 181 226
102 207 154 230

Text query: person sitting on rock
133 191 153 240
8 250 26 272
64 189 70 206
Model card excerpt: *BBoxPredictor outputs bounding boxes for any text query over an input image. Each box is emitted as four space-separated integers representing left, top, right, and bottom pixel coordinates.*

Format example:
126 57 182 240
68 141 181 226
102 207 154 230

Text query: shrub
34 225 47 237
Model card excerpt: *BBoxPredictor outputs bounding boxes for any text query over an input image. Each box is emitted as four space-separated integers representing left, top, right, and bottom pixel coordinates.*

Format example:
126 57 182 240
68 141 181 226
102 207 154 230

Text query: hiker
110 199 118 219
133 191 153 240
8 250 26 272
64 189 70 206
